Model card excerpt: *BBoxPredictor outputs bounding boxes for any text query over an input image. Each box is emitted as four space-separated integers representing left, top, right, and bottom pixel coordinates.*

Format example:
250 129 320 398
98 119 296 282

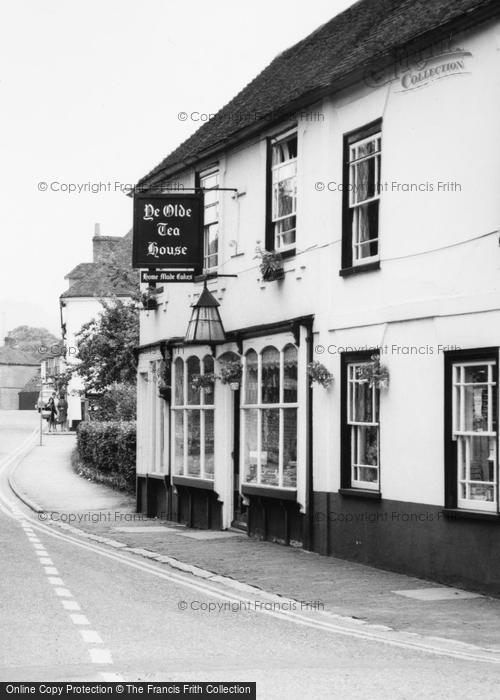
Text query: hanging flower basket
356 354 390 389
307 361 334 388
141 291 158 311
155 359 172 400
158 386 171 402
218 359 243 389
255 244 284 282
191 373 217 392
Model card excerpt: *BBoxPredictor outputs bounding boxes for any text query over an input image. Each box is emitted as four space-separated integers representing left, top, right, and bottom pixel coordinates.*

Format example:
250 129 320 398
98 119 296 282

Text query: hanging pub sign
132 192 203 271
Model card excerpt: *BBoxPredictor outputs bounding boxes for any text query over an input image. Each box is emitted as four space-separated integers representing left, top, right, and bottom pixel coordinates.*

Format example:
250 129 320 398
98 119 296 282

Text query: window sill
339 260 380 277
338 488 381 500
241 484 297 501
172 475 215 491
442 508 500 522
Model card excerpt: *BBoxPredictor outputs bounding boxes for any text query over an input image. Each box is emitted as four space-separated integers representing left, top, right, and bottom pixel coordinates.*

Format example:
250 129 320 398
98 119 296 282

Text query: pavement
10 422 500 657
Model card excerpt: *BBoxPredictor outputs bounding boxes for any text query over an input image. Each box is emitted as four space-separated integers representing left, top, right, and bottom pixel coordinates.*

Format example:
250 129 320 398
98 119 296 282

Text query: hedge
76 421 136 491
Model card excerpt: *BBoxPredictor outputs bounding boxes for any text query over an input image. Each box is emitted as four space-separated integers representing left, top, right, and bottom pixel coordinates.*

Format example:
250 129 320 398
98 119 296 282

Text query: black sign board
141 270 195 283
132 193 203 270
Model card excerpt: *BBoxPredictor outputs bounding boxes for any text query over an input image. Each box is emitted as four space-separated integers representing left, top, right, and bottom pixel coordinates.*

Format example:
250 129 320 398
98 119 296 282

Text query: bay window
172 355 215 479
242 344 298 488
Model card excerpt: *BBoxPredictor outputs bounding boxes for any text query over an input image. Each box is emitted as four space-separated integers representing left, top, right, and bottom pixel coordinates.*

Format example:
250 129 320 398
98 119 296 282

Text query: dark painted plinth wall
175 486 222 530
136 475 171 520
247 496 303 546
136 476 222 530
312 492 500 595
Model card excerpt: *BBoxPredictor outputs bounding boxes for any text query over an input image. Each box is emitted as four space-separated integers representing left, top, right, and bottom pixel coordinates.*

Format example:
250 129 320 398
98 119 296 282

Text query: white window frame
271 129 297 252
200 169 219 273
347 362 380 490
171 355 215 480
241 344 298 489
348 132 381 266
452 360 497 512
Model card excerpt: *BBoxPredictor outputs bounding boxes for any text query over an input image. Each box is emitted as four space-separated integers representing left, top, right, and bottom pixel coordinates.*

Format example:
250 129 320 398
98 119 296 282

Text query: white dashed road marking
80 630 103 644
16 515 120 678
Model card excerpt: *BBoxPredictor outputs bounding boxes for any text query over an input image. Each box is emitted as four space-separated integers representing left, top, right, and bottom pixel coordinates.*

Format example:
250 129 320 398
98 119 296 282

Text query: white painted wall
137 19 500 513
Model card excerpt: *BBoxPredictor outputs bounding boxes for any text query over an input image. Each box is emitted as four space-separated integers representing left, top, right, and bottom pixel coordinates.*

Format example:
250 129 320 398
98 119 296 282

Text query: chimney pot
94 222 101 237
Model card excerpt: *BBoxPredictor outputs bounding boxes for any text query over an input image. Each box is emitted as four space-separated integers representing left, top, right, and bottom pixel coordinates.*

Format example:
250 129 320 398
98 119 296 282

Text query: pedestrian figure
45 393 58 433
57 393 68 432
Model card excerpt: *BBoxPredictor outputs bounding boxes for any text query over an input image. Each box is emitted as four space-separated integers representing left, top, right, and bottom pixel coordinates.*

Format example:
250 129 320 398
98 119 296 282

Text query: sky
0 0 353 337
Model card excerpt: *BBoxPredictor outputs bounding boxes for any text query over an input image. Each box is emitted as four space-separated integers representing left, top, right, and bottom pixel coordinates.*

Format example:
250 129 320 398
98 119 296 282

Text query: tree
6 325 61 359
74 299 139 393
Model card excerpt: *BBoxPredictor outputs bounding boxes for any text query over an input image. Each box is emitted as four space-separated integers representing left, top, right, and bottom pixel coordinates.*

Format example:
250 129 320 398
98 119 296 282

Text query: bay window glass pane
283 408 297 487
203 355 214 405
187 410 200 476
244 409 258 483
174 358 184 405
261 408 279 485
187 356 201 405
245 350 258 404
204 411 214 478
283 345 298 403
174 411 184 474
262 347 280 404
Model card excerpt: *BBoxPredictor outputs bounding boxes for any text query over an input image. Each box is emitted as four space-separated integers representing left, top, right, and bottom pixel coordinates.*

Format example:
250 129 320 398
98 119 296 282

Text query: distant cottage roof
137 0 497 187
61 229 137 299
0 346 39 366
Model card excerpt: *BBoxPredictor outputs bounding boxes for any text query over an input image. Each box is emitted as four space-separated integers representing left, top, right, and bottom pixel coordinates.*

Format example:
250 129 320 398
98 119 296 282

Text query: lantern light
184 282 226 344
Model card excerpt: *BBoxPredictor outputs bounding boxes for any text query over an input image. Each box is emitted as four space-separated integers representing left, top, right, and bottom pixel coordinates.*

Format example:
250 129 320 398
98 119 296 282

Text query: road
1 410 499 698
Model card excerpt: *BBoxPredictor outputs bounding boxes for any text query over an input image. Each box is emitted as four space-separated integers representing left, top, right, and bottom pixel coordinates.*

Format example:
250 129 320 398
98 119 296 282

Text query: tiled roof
64 262 95 281
137 0 496 186
60 263 138 299
0 346 40 366
61 230 137 299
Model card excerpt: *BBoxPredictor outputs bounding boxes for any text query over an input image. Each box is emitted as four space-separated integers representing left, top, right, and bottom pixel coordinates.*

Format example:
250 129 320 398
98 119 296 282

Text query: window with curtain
200 170 219 272
172 355 215 479
341 120 382 271
347 362 380 490
270 130 297 251
348 132 381 264
241 344 298 488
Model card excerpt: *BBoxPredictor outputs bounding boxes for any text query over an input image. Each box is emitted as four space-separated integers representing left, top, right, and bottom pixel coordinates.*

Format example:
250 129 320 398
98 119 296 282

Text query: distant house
18 373 42 411
0 339 39 410
60 226 137 429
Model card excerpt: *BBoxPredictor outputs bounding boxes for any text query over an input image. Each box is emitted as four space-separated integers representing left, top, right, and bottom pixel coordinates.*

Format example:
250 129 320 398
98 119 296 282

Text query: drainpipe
302 318 314 551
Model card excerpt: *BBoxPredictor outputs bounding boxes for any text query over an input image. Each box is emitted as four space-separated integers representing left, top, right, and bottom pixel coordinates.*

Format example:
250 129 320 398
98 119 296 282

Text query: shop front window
241 344 298 488
453 360 497 511
172 354 215 480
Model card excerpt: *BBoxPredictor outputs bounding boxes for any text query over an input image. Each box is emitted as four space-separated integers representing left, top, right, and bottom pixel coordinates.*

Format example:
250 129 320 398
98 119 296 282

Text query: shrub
88 382 136 421
76 420 136 491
